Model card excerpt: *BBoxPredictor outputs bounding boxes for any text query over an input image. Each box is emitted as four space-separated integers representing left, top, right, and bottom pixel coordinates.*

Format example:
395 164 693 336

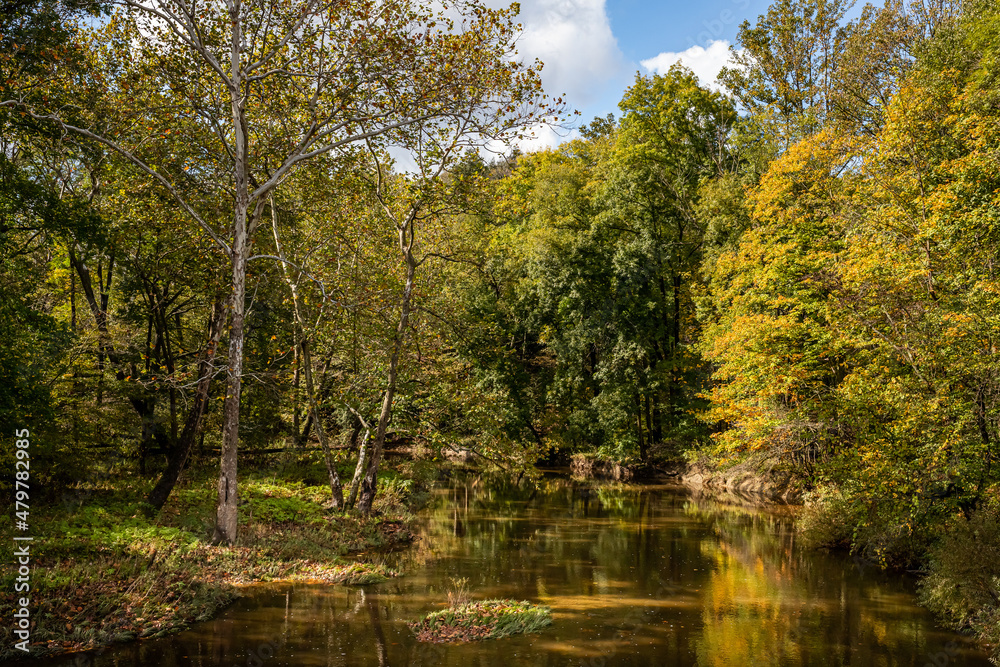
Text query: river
30 473 992 666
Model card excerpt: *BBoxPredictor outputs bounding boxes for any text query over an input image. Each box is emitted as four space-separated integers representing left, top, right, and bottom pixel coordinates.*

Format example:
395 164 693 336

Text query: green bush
798 487 857 550
246 495 325 524
799 479 938 570
920 496 1000 662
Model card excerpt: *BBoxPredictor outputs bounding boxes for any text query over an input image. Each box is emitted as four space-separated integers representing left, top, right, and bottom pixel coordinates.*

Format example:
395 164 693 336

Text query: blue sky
495 0 776 147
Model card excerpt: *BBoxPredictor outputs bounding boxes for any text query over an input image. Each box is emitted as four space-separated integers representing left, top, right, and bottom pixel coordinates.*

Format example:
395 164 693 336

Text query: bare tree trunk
346 409 372 509
213 209 247 545
299 411 313 447
147 295 227 511
68 245 115 395
356 381 396 515
213 4 252 545
357 218 417 515
292 342 301 446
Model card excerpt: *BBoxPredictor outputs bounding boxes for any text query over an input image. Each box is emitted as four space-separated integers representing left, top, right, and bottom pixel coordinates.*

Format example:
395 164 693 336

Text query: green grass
409 599 553 642
0 456 421 660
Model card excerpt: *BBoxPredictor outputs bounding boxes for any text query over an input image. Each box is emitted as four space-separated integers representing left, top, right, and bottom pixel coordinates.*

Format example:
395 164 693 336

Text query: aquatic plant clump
304 562 398 585
409 599 552 642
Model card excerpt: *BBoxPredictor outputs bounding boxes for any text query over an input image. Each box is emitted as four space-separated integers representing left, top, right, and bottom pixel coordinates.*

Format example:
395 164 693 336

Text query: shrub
920 496 1000 662
798 487 857 550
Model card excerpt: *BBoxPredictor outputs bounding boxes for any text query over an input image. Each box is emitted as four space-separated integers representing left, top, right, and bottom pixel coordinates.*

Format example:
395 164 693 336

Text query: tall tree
0 0 106 439
720 0 853 151
4 0 553 542
607 67 737 452
452 69 736 462
700 130 860 462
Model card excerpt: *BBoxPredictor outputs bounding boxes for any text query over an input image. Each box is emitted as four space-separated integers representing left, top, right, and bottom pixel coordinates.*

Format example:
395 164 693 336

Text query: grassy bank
0 454 435 661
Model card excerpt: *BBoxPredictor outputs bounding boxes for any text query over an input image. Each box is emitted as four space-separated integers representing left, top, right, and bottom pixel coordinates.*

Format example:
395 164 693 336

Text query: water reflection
23 475 989 666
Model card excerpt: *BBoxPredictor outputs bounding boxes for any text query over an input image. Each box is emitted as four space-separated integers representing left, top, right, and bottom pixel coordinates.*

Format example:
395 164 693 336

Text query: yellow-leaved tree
701 129 862 465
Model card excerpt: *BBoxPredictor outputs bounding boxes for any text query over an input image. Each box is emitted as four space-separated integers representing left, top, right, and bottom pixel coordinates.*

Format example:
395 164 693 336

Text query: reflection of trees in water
92 479 985 667
684 496 800 580
416 478 959 666
684 494 945 667
406 477 714 603
364 589 389 667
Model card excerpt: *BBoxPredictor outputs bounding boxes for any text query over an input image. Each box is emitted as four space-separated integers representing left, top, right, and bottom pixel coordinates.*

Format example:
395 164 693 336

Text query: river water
33 474 991 666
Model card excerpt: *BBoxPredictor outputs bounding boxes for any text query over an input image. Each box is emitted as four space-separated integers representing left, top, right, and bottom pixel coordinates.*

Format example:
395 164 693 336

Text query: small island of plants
409 599 553 643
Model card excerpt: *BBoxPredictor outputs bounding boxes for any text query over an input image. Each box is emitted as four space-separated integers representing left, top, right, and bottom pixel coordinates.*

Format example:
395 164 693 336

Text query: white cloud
474 0 627 153
640 40 738 91
487 0 627 108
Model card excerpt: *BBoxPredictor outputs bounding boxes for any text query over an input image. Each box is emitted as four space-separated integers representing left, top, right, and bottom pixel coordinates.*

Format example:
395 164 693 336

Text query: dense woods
3 0 1000 659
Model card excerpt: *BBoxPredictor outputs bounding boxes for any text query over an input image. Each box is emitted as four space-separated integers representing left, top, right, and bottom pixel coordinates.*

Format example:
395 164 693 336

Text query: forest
2 0 999 662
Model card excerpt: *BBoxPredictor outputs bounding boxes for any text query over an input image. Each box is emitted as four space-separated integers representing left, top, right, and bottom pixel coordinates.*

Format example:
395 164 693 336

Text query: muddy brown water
24 474 992 666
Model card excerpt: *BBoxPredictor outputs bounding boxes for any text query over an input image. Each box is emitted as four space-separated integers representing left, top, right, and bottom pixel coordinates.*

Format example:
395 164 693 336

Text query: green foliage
795 488 856 549
920 495 1000 644
695 8 1000 641
700 130 858 461
453 68 735 462
719 0 853 149
0 158 77 456
245 495 324 525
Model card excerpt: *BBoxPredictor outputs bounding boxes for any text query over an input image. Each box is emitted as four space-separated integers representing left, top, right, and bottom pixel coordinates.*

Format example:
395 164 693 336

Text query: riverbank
568 452 805 504
7 455 997 664
679 457 804 504
0 456 433 661
124 471 987 666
